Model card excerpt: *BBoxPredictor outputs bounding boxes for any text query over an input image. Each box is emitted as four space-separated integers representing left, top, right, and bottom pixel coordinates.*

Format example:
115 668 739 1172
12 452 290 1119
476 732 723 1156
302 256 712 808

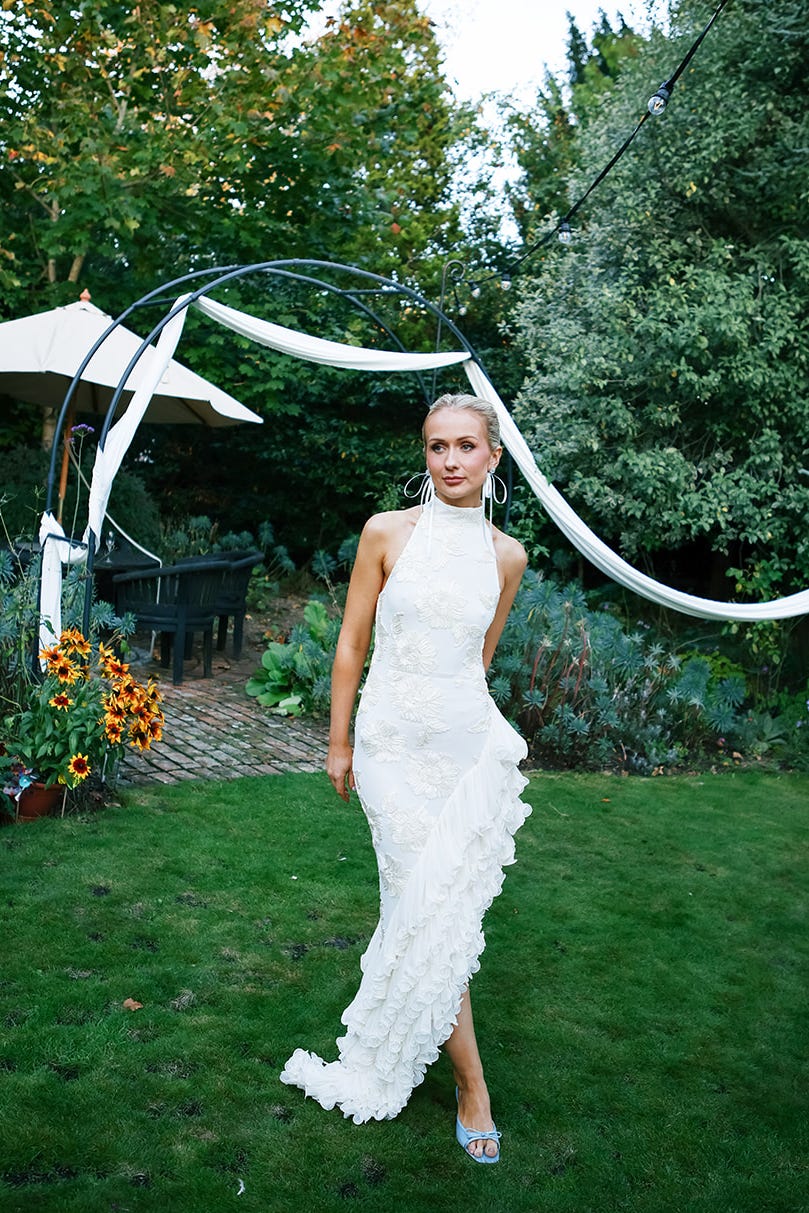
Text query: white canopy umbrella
0 294 263 426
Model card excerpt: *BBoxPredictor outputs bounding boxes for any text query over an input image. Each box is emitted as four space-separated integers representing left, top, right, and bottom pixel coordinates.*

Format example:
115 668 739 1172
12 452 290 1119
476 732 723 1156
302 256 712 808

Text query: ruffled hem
279 707 530 1124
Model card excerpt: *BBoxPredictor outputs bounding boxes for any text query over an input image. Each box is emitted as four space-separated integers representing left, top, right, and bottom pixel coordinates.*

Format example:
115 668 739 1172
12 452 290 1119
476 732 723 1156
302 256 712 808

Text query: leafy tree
504 12 643 240
509 0 809 604
1 0 514 556
0 0 473 316
0 0 314 311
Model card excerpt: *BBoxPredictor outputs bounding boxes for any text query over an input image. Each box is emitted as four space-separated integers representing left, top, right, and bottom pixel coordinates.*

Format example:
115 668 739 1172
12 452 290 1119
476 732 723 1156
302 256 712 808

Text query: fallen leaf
122 997 143 1011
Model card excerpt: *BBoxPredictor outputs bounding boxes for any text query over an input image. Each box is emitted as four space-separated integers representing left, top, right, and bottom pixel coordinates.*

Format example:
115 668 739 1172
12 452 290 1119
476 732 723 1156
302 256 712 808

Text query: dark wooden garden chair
213 550 262 659
174 549 262 659
112 559 226 685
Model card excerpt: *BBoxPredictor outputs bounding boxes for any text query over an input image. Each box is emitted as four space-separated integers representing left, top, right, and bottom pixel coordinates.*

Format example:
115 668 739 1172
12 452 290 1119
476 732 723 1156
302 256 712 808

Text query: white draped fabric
39 293 808 643
87 299 193 542
462 362 809 622
193 296 470 372
38 513 88 650
38 300 194 653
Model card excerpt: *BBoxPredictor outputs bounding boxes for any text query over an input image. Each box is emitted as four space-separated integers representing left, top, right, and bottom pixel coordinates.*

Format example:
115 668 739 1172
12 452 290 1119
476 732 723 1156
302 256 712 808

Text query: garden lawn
1 770 807 1213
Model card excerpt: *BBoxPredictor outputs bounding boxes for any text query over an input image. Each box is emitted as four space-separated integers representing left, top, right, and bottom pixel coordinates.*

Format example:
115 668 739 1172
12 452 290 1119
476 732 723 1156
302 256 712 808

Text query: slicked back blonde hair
423 393 501 453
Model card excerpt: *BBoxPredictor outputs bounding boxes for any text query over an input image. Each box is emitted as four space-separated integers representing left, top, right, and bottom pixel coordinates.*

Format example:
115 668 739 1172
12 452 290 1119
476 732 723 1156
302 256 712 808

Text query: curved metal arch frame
48 258 502 632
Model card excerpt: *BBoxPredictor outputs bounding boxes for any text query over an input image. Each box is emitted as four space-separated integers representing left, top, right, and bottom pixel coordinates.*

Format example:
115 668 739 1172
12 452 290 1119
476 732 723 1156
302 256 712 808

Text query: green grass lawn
1 770 807 1213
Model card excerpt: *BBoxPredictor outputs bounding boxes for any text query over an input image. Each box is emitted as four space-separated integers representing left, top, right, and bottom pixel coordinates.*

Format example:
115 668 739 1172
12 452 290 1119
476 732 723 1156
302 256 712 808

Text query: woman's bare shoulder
360 508 420 577
492 528 528 576
362 507 420 541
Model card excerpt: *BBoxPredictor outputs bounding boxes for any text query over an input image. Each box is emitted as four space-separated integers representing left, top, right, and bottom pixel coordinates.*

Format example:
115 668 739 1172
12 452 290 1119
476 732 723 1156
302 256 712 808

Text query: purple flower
71 423 95 437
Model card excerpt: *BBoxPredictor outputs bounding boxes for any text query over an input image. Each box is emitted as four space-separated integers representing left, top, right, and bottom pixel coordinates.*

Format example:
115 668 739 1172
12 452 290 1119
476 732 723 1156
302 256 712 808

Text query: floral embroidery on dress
357 718 405 761
468 704 492 734
380 792 432 851
413 580 466 633
391 674 448 732
391 628 437 675
405 752 461 800
378 851 409 898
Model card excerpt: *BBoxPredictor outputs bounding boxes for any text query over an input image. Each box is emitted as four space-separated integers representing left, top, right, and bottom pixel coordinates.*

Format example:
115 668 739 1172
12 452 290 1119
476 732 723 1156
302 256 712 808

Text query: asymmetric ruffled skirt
279 709 530 1124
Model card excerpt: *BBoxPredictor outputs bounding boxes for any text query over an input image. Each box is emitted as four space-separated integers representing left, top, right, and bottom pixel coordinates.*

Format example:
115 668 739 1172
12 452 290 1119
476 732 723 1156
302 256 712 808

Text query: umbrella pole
56 404 75 524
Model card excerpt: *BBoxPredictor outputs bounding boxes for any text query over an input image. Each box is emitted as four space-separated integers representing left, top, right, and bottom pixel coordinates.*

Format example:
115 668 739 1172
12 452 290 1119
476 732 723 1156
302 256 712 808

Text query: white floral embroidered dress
280 497 531 1124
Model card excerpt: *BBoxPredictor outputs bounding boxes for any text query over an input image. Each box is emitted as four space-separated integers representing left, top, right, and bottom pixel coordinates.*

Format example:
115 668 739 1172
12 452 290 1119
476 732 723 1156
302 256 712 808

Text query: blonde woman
281 394 530 1163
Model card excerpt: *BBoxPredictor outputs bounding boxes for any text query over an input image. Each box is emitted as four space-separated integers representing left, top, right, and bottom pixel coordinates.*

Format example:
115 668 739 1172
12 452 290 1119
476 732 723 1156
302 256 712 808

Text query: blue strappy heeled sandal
455 1087 501 1165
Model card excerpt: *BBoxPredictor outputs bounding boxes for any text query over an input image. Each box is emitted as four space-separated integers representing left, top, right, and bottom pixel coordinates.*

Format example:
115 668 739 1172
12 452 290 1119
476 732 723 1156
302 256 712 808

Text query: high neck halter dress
280 496 531 1124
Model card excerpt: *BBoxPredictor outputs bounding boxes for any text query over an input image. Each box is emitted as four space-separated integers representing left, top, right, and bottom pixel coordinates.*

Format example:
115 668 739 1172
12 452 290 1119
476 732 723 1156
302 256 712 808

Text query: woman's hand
326 742 355 802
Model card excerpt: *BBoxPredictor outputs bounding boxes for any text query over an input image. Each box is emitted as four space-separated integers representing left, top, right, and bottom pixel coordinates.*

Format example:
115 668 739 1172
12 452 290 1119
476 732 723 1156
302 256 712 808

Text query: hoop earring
403 470 435 508
483 471 507 505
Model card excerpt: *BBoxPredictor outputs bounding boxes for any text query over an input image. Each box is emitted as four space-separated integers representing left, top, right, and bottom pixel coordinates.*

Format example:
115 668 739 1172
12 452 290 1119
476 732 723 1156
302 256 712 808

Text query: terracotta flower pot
17 781 63 822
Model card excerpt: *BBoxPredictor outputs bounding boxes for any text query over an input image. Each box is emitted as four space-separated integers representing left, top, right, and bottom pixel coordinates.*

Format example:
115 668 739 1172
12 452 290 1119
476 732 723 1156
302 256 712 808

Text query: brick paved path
119 622 329 787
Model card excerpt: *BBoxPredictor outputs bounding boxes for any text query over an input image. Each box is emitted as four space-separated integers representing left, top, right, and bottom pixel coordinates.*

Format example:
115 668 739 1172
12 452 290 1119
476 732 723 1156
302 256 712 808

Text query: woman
280 393 531 1163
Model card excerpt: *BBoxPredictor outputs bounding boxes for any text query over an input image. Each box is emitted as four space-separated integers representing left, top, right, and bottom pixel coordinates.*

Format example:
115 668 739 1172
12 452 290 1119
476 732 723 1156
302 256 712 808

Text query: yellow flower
105 721 125 745
54 657 80 684
128 727 151 752
60 627 91 658
39 643 61 666
48 692 74 711
67 753 91 781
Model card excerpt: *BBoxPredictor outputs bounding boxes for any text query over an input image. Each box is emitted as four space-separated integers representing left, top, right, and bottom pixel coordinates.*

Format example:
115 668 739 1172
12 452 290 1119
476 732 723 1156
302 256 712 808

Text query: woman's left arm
482 536 528 672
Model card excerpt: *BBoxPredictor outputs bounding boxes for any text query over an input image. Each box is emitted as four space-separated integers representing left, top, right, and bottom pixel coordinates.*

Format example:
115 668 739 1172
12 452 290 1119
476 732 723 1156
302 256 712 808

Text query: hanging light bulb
500 274 512 291
558 221 572 245
647 83 671 115
452 284 468 318
470 281 481 299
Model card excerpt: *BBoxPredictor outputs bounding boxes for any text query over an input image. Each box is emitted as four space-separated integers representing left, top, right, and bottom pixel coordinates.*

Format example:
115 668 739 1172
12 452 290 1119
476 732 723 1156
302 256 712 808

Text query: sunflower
48 692 74 711
67 753 91 781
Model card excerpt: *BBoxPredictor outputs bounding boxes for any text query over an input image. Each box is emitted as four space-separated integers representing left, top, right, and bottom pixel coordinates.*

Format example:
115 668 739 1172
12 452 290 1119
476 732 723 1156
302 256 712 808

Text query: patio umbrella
0 293 263 426
0 291 262 521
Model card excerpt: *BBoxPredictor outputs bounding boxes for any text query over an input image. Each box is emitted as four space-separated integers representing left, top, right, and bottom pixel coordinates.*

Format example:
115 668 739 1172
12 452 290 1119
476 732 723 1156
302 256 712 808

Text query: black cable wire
472 0 733 288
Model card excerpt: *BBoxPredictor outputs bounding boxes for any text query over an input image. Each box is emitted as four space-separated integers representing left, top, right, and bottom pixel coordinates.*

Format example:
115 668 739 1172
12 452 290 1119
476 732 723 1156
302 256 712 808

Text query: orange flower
60 628 91 658
67 753 90 781
39 643 61 668
105 721 124 744
54 657 79 684
128 727 151 752
103 691 127 719
98 641 114 667
48 692 73 710
105 657 130 679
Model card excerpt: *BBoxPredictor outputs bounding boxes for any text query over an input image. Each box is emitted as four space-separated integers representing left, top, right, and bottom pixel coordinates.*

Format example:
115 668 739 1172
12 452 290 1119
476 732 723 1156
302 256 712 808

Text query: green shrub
0 440 161 551
245 599 341 717
490 574 748 773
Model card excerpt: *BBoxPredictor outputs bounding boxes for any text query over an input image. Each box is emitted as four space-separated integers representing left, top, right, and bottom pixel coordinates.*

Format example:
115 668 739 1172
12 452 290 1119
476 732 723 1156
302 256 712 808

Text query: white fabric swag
39 293 809 647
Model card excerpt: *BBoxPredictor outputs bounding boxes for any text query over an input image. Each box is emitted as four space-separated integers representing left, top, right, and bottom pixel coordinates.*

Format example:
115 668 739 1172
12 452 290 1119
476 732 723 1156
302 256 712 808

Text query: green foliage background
510 0 809 604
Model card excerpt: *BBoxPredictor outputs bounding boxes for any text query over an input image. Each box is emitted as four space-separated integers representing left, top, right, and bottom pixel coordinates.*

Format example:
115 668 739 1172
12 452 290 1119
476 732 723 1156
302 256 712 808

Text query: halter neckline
430 496 485 519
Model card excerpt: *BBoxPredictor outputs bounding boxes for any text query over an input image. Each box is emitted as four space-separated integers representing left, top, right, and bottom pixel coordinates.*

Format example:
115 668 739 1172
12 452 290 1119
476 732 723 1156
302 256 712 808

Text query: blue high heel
455 1087 501 1165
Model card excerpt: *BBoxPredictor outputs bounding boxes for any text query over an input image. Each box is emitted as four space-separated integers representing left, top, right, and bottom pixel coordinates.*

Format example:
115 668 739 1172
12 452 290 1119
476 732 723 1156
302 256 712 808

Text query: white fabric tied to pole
38 512 88 652
194 296 470 372
87 298 191 541
38 300 190 657
463 361 809 622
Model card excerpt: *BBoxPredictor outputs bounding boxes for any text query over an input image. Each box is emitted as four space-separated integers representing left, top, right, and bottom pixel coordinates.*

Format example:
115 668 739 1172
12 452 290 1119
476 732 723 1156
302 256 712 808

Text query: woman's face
424 408 501 508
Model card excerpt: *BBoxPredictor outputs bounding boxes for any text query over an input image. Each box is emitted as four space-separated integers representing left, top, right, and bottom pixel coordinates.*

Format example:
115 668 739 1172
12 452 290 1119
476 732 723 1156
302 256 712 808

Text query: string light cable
464 0 733 293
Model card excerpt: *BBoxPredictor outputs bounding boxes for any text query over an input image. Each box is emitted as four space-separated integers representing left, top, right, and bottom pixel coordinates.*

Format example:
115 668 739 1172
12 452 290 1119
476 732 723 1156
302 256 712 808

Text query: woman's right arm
326 515 389 801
